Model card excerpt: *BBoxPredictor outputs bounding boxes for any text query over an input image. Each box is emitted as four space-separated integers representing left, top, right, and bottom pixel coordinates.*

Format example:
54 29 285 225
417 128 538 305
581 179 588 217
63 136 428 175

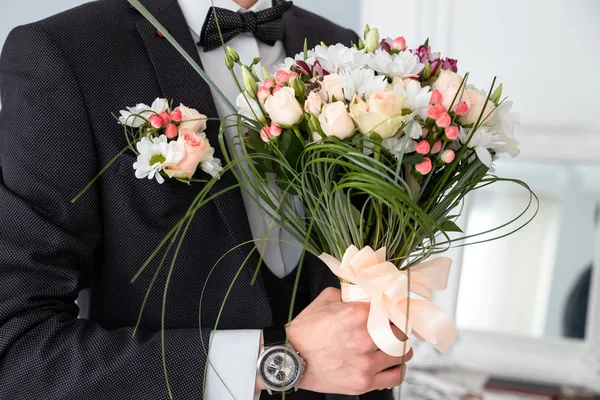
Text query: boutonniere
118 98 222 184
71 98 223 203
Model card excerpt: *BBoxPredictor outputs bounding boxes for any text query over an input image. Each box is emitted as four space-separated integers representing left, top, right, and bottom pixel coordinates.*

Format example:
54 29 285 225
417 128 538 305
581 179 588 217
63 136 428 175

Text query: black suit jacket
0 0 392 399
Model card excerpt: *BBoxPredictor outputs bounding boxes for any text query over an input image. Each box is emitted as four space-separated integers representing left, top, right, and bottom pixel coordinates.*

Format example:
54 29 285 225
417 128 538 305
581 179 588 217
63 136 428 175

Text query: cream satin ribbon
319 245 459 357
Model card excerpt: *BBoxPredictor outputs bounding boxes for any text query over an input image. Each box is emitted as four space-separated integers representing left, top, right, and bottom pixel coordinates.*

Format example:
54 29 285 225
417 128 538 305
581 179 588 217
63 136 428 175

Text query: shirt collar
178 0 274 37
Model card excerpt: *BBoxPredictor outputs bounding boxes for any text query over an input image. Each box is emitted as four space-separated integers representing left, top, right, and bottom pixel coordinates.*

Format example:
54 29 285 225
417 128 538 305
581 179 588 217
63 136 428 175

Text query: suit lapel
135 0 256 251
280 3 321 57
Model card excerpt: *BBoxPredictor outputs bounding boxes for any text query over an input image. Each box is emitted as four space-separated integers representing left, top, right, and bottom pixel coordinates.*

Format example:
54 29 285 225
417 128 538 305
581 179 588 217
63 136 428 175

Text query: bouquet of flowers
223 26 524 356
76 1 536 396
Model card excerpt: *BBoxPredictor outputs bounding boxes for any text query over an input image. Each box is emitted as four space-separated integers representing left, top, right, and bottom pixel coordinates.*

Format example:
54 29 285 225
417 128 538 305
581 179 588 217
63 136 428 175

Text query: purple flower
441 57 458 72
292 60 311 76
379 37 394 53
412 45 439 64
312 60 329 79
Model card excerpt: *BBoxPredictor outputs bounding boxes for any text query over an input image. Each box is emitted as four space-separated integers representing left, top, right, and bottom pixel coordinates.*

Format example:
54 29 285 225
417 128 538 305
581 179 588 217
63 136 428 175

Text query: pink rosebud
272 84 284 94
415 158 433 175
270 122 282 137
392 36 407 52
275 70 290 85
416 140 431 155
440 149 455 163
260 126 273 143
263 79 275 89
430 90 443 105
148 114 163 129
165 123 178 139
427 104 446 120
454 101 469 116
159 111 171 126
170 109 183 122
431 141 442 154
436 112 451 128
445 126 459 140
257 86 271 104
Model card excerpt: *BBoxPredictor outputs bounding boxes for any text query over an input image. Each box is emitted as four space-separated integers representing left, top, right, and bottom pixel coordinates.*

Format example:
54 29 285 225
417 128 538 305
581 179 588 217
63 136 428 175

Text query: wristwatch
257 326 306 395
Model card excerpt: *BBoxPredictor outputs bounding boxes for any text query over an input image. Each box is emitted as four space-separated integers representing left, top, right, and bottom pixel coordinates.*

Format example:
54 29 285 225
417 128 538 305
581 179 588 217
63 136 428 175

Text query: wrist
255 330 267 392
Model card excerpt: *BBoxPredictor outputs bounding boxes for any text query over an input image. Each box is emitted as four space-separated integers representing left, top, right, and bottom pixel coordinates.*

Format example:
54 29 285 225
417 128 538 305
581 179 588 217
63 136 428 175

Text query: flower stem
292 126 305 145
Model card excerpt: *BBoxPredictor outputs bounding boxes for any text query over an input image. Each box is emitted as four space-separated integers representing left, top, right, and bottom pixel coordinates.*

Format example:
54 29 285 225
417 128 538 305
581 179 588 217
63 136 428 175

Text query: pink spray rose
164 130 213 179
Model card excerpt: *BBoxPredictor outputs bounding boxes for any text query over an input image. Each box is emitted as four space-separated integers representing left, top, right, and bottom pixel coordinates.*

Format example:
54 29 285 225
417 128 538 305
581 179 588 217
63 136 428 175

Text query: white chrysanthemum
236 92 266 123
489 100 520 149
119 98 170 127
315 44 368 73
393 81 431 119
339 68 388 101
133 135 183 184
459 126 519 168
368 50 424 79
201 153 223 179
382 136 417 159
282 50 316 70
404 119 423 140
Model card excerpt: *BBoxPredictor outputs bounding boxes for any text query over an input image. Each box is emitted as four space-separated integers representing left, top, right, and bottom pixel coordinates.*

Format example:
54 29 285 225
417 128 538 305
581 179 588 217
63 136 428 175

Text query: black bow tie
199 1 293 52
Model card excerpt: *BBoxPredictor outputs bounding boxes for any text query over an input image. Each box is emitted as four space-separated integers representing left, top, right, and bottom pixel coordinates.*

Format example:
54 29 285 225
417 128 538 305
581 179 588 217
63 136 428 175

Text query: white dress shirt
177 0 302 398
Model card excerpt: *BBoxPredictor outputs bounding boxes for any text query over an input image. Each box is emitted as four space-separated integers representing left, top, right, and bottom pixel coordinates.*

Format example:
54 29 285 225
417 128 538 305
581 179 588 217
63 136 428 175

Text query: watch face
259 347 300 390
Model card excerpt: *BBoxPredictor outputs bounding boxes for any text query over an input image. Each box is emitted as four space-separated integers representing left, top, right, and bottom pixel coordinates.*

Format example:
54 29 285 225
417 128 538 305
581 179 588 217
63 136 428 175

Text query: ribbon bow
199 1 293 52
319 246 459 356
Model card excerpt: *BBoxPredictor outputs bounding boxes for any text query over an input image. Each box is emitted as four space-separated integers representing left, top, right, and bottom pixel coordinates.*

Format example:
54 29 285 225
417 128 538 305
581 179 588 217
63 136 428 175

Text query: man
0 0 411 399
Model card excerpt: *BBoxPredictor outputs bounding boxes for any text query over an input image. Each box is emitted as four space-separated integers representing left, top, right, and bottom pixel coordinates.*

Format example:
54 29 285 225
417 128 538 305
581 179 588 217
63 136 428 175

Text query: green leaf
350 204 362 228
441 220 463 233
303 39 308 60
402 154 426 165
424 37 430 46
490 83 503 105
247 130 273 172
279 130 304 171
251 57 261 66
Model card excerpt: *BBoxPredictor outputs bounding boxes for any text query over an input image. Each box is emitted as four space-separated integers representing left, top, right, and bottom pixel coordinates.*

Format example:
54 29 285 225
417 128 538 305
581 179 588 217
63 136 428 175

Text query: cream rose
164 130 213 179
305 91 325 116
461 88 496 126
318 101 355 139
176 104 207 133
264 87 304 127
319 73 345 102
349 90 407 139
432 70 467 111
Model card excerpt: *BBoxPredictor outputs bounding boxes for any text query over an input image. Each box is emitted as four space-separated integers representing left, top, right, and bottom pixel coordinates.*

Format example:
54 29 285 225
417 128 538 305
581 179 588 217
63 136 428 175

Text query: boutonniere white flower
119 97 223 184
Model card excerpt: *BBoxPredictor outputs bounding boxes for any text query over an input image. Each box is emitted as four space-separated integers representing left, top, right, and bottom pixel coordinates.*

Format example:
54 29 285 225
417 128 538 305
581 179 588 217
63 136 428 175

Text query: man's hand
286 287 413 395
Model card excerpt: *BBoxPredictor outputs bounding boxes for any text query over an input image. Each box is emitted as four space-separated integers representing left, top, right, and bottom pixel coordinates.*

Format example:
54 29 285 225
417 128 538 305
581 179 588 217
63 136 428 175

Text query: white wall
0 0 361 53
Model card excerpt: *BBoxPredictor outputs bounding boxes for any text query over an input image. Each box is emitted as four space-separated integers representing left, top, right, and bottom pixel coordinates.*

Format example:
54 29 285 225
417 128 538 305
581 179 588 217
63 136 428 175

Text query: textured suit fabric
0 0 392 399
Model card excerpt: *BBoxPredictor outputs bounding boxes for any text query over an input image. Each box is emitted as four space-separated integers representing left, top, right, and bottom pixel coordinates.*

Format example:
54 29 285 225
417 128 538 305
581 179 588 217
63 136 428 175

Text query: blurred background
1 1 599 399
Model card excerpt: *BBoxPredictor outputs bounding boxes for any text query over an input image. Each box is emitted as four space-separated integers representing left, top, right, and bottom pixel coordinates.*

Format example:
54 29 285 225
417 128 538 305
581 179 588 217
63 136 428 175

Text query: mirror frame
424 126 600 391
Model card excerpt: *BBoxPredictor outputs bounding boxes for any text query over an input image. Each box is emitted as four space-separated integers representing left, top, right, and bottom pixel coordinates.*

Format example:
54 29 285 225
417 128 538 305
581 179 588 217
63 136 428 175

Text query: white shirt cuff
205 330 262 400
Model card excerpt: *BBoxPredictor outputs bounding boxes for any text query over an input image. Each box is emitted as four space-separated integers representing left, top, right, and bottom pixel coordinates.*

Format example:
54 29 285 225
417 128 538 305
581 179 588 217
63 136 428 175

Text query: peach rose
164 129 213 179
432 70 468 111
264 87 304 127
305 91 325 116
177 104 207 133
461 88 496 126
319 73 345 102
349 90 406 139
318 102 355 139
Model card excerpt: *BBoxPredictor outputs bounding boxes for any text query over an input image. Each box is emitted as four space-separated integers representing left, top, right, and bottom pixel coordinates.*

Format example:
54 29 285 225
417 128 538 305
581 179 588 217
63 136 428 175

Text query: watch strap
263 325 287 347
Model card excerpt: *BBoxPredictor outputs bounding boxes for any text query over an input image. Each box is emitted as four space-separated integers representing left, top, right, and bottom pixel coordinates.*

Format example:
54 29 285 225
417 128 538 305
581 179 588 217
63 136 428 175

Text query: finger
318 286 341 303
372 348 414 371
372 364 407 391
391 323 409 341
